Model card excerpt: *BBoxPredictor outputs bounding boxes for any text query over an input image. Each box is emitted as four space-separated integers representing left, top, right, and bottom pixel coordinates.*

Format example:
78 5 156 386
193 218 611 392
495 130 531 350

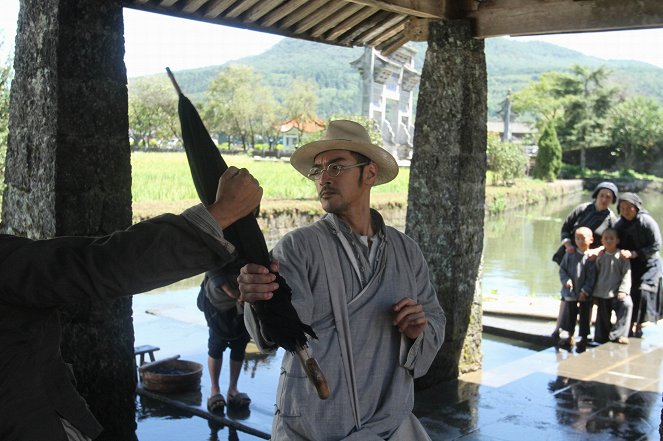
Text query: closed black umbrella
166 68 328 399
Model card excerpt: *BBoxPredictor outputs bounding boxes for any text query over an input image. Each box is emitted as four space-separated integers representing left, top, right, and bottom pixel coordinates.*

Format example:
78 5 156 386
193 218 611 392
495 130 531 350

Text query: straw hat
290 120 399 185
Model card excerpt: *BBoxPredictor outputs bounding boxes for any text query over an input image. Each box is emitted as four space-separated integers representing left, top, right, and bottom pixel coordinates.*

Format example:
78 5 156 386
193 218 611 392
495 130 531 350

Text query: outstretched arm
0 167 262 308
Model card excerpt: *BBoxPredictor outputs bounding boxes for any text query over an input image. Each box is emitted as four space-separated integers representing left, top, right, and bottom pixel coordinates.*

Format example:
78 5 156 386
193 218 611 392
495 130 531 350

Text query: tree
511 72 566 128
486 133 527 185
557 66 615 169
128 77 180 150
533 123 562 181
204 65 278 151
281 78 319 144
512 65 618 169
609 96 663 171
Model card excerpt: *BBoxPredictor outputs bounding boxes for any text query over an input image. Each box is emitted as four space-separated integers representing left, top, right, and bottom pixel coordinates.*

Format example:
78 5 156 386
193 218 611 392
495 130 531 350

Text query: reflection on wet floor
417 330 663 440
134 290 662 440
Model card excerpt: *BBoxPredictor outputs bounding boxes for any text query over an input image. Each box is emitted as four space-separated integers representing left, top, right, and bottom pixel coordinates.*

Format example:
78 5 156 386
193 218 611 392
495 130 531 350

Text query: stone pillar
406 20 486 385
3 0 135 439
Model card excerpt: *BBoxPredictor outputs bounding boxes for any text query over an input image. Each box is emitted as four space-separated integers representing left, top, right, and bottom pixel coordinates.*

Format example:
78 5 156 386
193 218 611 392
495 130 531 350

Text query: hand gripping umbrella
166 68 329 399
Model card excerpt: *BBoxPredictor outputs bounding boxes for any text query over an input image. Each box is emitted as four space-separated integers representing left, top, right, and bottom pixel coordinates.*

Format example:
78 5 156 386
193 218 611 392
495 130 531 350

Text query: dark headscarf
618 192 643 213
592 181 618 204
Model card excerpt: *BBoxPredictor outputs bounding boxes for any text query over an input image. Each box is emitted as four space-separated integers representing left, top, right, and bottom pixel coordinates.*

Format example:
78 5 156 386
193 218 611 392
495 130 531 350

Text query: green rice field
131 151 410 203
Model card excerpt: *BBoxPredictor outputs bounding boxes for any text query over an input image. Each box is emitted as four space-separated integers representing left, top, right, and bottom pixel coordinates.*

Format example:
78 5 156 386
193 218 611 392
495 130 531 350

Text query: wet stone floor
134 289 663 441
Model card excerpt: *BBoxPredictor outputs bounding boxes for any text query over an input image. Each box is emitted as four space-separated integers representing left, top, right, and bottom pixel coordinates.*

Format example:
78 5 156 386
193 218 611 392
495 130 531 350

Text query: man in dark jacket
0 167 262 441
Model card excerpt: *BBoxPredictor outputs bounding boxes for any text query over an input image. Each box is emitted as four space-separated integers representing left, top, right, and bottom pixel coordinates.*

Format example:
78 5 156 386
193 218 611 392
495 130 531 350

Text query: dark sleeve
560 203 590 242
636 214 662 259
559 254 572 285
0 212 236 308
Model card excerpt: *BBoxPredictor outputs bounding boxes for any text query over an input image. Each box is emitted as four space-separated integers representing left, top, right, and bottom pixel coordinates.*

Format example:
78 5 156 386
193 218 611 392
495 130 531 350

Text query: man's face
311 149 375 215
619 201 638 221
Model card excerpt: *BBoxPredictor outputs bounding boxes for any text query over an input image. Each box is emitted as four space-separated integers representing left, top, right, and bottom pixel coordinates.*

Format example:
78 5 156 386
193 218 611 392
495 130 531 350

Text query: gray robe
246 210 445 441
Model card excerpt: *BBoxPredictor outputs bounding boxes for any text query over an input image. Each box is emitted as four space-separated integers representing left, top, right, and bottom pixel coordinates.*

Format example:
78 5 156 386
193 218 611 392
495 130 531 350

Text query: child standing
593 228 632 344
557 227 597 352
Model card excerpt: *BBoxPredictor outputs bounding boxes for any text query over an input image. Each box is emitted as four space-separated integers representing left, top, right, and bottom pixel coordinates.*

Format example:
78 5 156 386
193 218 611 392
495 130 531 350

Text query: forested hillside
138 37 663 119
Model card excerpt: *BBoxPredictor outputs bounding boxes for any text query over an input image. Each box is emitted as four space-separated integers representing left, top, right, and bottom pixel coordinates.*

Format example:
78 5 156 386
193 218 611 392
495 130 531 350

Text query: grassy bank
131 152 582 221
132 152 409 202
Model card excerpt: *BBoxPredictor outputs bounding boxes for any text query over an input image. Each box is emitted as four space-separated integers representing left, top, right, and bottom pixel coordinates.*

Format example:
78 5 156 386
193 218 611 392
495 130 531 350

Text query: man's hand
238 262 279 303
579 291 589 302
565 280 573 289
564 243 576 254
208 166 263 229
393 298 427 340
617 292 627 301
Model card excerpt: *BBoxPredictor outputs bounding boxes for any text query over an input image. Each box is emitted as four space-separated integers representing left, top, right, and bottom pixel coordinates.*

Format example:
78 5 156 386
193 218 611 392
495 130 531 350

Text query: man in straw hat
239 120 445 440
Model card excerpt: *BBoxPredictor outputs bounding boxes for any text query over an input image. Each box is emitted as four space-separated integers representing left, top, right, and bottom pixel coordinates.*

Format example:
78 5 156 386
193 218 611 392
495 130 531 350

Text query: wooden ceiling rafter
337 9 395 45
354 14 407 46
308 3 365 39
122 0 663 57
277 0 329 30
243 0 287 23
181 0 209 14
258 0 308 27
225 0 261 19
323 6 380 41
291 1 347 35
203 0 237 18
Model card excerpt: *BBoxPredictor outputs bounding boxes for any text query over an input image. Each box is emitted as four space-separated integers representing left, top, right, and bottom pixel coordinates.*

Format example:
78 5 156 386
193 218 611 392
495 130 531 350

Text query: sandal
227 392 251 409
206 393 226 413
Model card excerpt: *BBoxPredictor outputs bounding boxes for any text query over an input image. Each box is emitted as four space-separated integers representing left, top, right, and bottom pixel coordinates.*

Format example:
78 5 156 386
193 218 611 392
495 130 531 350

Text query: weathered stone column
406 20 486 385
3 1 135 439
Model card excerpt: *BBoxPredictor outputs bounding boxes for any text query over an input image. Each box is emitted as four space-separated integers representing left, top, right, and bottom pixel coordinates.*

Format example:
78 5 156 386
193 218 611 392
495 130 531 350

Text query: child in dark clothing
593 228 632 344
557 227 596 352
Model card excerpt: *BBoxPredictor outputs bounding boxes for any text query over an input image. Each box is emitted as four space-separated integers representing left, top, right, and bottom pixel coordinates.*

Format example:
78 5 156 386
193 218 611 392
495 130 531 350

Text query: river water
483 190 663 299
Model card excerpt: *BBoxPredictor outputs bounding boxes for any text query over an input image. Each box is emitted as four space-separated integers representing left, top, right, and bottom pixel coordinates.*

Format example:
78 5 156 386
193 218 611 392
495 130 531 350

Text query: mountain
138 37 663 119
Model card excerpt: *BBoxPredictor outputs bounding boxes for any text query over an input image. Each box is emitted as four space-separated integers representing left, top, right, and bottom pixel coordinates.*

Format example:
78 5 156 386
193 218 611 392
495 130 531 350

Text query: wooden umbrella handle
296 346 330 400
165 67 182 96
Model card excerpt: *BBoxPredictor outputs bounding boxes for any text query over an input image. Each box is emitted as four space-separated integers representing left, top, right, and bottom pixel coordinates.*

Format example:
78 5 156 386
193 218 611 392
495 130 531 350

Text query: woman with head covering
614 192 662 337
552 181 619 264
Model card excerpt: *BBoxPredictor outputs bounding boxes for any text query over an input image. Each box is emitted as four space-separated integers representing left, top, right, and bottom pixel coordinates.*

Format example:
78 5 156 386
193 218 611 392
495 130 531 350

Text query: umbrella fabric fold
168 68 328 398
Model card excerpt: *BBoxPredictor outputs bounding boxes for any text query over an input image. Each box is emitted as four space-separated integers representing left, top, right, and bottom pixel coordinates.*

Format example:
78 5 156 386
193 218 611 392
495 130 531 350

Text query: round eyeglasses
306 162 370 181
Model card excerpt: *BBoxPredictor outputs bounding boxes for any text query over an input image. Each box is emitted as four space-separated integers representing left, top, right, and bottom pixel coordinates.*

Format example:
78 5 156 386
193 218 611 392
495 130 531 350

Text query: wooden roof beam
202 0 236 18
259 0 308 27
355 14 407 46
292 2 347 35
181 0 209 14
309 3 365 38
343 0 444 19
466 0 663 38
324 6 380 41
243 0 287 23
225 0 261 18
278 0 329 29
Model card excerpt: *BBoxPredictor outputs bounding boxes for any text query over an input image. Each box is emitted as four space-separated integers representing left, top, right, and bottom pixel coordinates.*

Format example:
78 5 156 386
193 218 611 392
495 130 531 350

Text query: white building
351 46 420 160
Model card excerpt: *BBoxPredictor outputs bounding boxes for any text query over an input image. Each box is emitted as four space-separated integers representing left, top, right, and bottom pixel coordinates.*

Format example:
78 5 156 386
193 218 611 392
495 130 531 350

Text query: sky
1 0 663 77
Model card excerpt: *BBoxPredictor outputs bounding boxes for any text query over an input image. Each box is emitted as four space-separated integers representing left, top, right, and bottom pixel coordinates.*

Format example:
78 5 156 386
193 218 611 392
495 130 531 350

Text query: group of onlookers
553 182 662 352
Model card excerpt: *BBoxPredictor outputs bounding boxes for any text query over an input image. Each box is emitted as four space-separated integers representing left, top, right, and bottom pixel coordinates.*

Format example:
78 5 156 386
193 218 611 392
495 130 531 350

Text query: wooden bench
134 345 160 366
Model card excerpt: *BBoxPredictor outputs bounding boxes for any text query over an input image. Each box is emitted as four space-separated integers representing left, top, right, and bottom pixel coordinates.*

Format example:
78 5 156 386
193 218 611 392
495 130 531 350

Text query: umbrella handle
296 345 330 400
165 67 182 96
